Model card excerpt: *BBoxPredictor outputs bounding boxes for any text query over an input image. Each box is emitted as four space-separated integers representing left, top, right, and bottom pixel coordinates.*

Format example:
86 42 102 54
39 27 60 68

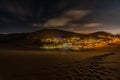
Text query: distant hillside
0 29 115 48
0 29 114 42
0 33 28 41
88 31 113 38
116 34 120 37
28 29 82 39
90 31 112 35
0 29 82 48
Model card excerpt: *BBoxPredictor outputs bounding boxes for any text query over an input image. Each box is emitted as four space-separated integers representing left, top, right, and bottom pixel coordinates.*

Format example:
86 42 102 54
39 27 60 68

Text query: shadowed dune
0 44 120 80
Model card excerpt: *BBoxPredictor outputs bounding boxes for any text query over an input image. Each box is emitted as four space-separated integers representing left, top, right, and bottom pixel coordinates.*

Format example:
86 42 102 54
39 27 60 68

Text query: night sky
0 0 120 34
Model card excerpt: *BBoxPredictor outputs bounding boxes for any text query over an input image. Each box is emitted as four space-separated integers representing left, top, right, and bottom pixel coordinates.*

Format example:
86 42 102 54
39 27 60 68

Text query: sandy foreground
0 44 120 80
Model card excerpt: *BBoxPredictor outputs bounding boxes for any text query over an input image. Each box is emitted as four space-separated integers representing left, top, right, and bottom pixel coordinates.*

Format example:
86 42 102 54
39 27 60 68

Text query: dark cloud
0 0 103 23
0 0 120 33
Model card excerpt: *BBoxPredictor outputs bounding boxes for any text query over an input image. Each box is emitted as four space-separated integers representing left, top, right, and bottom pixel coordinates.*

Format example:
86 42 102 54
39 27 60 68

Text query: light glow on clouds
44 17 71 27
83 23 102 28
44 10 91 27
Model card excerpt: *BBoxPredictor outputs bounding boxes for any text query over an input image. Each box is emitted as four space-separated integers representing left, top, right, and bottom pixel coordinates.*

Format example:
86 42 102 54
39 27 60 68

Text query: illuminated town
39 35 120 51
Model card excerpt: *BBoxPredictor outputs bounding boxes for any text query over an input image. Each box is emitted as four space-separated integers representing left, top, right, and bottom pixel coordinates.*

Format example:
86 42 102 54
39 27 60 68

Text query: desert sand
0 44 120 80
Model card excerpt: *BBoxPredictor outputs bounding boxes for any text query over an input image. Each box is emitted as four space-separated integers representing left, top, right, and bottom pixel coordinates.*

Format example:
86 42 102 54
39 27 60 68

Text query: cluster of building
40 35 120 50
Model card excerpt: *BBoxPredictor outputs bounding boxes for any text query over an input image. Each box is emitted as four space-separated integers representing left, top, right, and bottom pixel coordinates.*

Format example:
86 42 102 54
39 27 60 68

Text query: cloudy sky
0 0 120 34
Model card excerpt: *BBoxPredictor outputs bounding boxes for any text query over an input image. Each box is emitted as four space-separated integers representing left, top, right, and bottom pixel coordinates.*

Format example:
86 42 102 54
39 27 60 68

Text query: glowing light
39 36 120 50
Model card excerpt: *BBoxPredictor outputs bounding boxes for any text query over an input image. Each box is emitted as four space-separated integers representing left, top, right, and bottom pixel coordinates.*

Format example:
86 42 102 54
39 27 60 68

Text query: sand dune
0 44 120 80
